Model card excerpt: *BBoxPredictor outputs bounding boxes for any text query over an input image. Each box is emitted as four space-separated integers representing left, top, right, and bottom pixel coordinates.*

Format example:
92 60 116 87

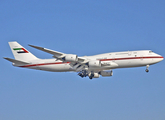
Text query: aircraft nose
158 55 164 62
161 56 164 61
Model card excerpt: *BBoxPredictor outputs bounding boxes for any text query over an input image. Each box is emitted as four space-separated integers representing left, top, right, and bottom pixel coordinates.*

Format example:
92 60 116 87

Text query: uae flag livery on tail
13 48 29 53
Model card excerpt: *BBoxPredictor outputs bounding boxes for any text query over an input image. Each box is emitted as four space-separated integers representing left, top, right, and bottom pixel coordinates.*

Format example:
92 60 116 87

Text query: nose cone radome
158 56 164 62
160 56 164 61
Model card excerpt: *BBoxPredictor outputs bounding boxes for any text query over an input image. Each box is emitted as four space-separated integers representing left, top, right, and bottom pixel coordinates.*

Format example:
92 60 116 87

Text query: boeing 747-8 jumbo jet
4 42 164 79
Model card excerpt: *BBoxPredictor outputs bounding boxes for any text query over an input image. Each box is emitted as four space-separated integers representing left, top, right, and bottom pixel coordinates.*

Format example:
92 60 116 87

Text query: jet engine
63 54 78 62
93 73 100 78
88 72 100 79
88 60 101 68
100 70 113 77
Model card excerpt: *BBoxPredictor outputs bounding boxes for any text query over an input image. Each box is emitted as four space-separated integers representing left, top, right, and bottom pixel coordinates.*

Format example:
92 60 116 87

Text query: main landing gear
89 73 94 80
78 70 95 79
145 65 149 73
78 70 88 78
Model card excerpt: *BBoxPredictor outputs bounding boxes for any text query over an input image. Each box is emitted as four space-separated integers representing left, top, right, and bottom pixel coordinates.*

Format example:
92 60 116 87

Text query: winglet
28 44 44 50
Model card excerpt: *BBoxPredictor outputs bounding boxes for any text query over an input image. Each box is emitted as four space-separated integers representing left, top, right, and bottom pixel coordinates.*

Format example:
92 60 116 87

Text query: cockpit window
149 51 153 53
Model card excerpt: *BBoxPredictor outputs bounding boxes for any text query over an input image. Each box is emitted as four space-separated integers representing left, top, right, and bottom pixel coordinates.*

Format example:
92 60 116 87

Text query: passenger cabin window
149 51 153 53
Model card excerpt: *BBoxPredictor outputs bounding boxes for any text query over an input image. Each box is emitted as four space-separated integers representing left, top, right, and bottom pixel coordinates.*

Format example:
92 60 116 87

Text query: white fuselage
15 50 163 72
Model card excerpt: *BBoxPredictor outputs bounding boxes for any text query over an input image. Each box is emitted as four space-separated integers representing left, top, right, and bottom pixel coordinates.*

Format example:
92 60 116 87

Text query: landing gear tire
145 69 149 73
89 73 94 80
145 65 149 73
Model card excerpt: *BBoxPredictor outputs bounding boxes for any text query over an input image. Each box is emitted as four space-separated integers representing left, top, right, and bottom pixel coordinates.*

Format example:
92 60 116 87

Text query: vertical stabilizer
9 41 39 61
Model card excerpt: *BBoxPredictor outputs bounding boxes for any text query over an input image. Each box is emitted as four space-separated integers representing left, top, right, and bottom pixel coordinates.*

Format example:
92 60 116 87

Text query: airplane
4 41 164 79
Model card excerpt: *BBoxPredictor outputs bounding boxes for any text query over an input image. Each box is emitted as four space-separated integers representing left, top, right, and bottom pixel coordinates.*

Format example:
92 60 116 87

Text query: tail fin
9 41 39 61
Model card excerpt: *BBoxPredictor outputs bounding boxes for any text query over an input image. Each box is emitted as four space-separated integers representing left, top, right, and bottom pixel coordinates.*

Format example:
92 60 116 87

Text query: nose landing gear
145 65 149 73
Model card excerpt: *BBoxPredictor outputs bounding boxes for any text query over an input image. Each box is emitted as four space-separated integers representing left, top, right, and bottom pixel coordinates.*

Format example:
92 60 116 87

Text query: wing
29 44 87 63
28 44 64 58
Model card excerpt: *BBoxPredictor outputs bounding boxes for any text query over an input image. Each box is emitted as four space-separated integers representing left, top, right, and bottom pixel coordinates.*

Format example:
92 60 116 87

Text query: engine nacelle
88 72 100 78
100 71 113 77
64 54 78 62
93 73 100 78
88 60 101 68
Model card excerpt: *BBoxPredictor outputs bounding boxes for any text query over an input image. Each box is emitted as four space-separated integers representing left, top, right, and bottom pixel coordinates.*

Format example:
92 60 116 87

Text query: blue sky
0 0 165 120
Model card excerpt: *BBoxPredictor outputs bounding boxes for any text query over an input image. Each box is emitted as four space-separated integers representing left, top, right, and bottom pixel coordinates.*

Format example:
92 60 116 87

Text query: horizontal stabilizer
3 57 30 64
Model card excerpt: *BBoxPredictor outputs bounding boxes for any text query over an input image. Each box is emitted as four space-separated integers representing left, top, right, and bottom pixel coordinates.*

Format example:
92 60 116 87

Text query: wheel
89 73 94 79
89 77 93 79
145 69 149 72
